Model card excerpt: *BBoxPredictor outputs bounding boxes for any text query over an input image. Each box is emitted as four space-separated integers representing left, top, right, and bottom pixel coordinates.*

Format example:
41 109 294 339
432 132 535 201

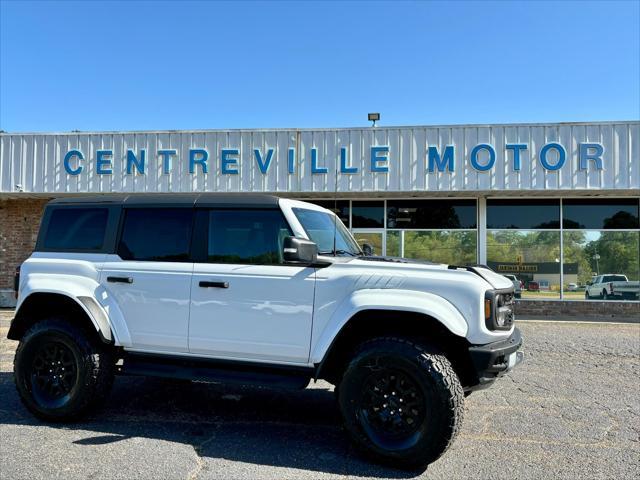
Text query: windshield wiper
319 249 359 257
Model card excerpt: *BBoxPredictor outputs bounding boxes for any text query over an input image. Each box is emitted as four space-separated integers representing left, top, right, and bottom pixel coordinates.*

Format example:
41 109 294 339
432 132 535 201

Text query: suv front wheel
337 337 464 470
14 318 115 422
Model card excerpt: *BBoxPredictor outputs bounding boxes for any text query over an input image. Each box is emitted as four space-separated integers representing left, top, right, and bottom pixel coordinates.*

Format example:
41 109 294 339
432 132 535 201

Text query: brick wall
516 299 640 320
0 198 50 289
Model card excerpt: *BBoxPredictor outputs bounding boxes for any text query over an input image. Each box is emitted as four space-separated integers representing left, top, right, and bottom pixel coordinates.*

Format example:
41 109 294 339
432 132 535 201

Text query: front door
189 208 315 364
100 207 194 353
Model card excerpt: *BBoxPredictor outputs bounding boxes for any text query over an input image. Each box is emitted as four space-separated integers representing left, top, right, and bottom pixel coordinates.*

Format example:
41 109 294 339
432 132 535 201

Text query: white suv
9 194 522 469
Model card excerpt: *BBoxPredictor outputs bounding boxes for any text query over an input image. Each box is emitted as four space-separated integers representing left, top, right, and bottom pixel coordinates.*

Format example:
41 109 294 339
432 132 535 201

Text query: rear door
99 207 194 353
189 207 315 364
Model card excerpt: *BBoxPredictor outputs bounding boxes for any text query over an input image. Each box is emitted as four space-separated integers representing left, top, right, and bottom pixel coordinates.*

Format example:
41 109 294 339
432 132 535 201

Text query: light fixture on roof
368 113 380 127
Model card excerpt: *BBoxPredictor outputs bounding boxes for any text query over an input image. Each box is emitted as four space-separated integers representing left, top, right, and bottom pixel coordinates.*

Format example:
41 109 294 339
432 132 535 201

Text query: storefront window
487 199 560 229
352 201 384 228
563 231 640 300
387 200 476 229
386 231 477 265
487 230 561 299
562 199 639 229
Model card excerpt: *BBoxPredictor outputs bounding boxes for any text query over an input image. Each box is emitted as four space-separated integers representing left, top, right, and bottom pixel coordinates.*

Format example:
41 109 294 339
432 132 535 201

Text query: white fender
311 288 468 364
18 273 132 346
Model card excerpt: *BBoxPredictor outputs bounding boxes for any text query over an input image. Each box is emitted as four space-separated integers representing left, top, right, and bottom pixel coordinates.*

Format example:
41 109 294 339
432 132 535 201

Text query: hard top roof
48 194 280 208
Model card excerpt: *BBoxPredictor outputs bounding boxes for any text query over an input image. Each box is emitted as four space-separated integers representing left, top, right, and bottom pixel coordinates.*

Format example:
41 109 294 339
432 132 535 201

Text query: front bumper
466 327 524 391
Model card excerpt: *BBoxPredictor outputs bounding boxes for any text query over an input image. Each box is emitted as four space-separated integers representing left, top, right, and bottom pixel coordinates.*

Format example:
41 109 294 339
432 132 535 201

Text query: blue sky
1 0 638 132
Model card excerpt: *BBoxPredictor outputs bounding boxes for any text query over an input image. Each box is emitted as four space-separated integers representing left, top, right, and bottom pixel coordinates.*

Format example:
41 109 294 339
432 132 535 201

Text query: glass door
352 229 385 256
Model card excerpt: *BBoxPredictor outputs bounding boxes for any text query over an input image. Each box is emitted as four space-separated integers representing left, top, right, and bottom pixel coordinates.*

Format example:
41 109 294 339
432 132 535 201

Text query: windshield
292 208 361 256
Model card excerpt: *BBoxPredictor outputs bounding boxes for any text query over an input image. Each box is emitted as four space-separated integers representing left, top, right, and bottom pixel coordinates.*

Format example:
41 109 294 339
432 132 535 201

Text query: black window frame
116 206 196 262
196 207 295 266
36 205 120 253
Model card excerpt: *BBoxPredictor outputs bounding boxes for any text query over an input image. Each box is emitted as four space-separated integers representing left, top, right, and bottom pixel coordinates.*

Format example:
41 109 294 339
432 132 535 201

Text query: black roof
48 194 280 208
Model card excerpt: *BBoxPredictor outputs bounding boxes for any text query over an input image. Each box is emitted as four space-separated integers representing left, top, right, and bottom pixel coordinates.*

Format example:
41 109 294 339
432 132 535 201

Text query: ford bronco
9 194 523 469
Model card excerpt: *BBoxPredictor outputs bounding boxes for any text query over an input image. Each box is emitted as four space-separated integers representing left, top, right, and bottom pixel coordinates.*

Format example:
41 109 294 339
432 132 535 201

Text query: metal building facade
1 121 638 196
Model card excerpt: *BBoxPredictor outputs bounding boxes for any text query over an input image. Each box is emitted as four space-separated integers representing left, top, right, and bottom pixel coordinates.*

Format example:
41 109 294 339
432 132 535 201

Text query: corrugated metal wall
1 122 638 194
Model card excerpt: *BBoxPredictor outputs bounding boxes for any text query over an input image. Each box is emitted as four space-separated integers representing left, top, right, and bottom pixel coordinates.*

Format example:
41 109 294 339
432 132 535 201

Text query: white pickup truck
585 274 640 300
9 194 523 469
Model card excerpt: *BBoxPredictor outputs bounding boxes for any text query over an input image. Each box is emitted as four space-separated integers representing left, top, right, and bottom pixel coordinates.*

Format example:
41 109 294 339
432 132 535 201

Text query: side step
118 353 312 390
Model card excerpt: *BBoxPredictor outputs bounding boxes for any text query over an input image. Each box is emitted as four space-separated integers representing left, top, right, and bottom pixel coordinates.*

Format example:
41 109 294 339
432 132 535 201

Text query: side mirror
362 243 374 256
283 236 318 264
587 282 592 286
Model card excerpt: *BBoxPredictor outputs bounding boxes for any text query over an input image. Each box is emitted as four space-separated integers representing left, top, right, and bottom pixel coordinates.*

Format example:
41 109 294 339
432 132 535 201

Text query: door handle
107 276 133 284
199 281 229 289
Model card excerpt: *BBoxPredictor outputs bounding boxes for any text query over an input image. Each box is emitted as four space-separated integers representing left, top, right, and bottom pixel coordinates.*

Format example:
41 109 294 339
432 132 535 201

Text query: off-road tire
337 337 464 470
14 318 115 422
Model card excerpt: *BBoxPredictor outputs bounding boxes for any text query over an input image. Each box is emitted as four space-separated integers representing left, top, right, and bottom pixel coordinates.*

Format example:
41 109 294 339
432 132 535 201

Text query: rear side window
603 275 627 282
44 208 108 251
208 209 292 264
118 208 193 262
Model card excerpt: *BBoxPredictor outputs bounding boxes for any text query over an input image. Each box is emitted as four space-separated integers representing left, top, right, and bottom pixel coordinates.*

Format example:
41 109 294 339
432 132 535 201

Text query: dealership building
1 121 639 314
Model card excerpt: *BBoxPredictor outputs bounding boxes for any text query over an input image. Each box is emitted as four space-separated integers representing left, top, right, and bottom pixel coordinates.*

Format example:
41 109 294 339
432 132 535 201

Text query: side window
208 209 292 265
44 208 108 251
118 208 193 262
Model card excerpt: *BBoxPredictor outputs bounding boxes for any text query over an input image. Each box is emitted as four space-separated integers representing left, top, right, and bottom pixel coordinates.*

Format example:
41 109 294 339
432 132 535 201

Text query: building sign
1 122 638 194
59 141 606 177
497 264 539 273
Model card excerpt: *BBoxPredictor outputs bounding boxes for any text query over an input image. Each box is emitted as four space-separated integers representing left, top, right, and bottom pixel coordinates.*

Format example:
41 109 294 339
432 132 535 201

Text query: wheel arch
8 292 113 345
314 308 477 389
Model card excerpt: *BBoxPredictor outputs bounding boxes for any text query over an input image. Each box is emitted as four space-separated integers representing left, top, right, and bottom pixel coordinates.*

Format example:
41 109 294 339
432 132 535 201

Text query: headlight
485 291 515 330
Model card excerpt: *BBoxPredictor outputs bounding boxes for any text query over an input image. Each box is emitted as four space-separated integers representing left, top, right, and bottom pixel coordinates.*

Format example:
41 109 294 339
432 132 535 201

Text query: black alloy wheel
29 340 79 409
358 368 426 450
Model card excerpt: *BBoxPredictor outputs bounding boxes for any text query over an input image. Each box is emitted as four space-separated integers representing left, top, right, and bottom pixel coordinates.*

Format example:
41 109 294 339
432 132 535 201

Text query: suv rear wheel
337 337 464 470
14 318 115 422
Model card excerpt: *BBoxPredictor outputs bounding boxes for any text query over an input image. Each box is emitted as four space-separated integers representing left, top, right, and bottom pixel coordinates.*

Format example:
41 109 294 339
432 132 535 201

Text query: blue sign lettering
288 148 295 174
428 145 455 173
189 149 209 174
126 149 146 175
505 144 527 171
370 146 389 173
64 149 84 175
311 148 328 174
221 149 239 174
540 143 565 170
158 149 177 174
96 150 113 175
254 148 274 174
579 143 604 170
60 141 606 178
470 144 495 171
340 147 358 174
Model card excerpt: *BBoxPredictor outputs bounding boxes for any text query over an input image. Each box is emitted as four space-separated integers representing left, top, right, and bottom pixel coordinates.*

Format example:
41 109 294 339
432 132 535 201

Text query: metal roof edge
2 120 639 136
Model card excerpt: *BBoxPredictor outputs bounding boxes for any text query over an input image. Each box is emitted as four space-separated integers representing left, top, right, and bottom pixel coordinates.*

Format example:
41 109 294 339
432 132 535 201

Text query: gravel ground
0 310 638 480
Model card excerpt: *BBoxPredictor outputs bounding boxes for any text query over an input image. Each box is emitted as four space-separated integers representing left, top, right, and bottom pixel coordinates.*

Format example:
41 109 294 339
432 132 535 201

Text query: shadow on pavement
0 372 422 478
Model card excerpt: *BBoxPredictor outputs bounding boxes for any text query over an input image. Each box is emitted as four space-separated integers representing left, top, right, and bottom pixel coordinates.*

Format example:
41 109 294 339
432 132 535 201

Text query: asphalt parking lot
0 311 638 480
